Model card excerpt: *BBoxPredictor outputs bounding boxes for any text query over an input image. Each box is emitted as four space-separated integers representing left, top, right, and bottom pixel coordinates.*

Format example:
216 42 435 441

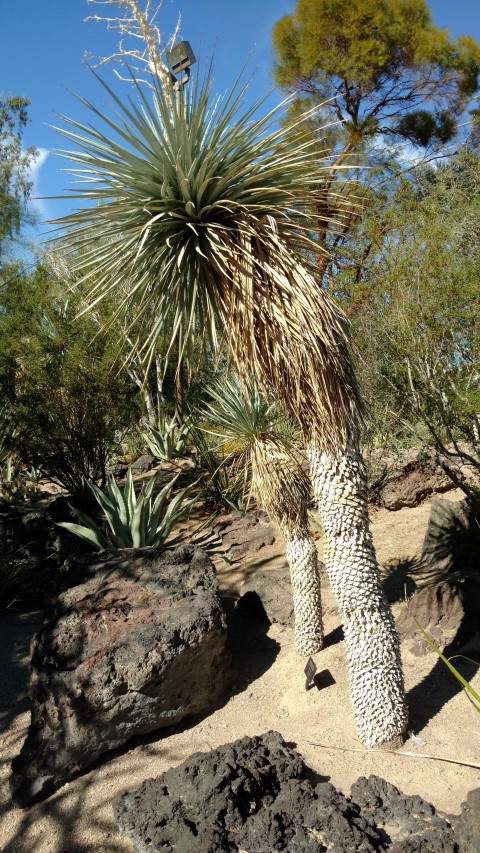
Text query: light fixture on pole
166 40 196 91
165 40 196 422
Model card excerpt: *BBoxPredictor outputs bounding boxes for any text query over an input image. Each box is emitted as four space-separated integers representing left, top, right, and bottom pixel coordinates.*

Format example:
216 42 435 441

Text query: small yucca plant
189 424 245 513
202 376 306 515
59 468 195 550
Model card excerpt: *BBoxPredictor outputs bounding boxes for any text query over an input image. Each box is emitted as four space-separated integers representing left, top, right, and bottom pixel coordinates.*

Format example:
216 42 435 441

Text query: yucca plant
189 424 245 513
58 468 195 550
54 65 406 747
142 413 190 461
203 377 324 653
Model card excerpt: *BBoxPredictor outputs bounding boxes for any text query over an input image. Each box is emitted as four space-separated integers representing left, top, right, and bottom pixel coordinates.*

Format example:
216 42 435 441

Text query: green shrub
0 264 139 496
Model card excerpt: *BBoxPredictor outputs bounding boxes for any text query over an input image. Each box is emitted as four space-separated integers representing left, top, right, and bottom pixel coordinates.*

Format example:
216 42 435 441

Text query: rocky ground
0 456 479 852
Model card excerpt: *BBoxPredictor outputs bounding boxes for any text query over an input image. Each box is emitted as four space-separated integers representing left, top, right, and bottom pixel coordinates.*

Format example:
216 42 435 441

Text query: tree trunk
282 523 323 655
307 439 407 748
250 439 323 657
175 358 185 426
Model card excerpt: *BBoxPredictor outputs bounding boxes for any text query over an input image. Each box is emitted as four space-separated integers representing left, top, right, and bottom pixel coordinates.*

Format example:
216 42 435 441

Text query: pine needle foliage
54 65 360 451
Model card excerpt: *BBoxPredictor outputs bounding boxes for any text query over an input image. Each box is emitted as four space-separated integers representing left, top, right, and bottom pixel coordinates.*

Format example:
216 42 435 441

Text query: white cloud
27 148 50 218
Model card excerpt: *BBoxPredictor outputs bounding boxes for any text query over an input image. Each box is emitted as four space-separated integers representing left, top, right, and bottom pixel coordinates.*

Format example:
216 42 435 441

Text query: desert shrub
342 150 480 500
0 263 140 496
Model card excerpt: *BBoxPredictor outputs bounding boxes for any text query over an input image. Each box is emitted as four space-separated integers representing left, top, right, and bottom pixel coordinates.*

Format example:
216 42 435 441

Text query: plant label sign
304 657 317 690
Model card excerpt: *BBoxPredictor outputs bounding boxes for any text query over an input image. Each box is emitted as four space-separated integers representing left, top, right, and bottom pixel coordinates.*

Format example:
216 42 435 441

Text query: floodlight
166 41 196 75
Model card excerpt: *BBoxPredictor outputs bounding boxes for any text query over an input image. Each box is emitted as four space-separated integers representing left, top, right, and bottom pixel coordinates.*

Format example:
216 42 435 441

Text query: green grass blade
411 614 480 711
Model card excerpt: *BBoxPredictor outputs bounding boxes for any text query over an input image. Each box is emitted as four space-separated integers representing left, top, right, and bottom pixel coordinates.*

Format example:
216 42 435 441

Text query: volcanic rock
114 731 382 853
454 787 480 853
11 545 230 807
115 732 460 852
213 511 276 559
378 454 452 511
129 453 157 474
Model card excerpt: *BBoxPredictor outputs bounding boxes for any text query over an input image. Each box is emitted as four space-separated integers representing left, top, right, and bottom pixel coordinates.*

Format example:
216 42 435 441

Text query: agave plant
55 66 406 747
142 414 190 461
203 377 324 653
59 468 195 550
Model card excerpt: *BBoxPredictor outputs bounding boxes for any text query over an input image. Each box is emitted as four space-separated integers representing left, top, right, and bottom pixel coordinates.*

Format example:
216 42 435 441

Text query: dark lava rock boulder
237 559 328 628
11 545 230 808
115 733 462 852
420 496 480 578
350 775 456 852
378 453 452 511
454 787 480 853
395 496 480 654
130 453 157 474
114 731 383 853
395 580 472 653
238 563 294 626
213 510 276 559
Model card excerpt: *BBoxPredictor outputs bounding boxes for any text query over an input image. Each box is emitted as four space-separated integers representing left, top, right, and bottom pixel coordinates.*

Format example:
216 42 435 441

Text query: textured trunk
307 439 407 748
282 523 323 656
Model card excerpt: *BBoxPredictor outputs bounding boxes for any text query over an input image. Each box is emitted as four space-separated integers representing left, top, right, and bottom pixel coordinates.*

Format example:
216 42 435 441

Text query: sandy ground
1 488 479 852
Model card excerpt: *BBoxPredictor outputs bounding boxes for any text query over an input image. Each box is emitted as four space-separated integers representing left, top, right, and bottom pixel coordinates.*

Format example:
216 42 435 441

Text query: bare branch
84 0 181 90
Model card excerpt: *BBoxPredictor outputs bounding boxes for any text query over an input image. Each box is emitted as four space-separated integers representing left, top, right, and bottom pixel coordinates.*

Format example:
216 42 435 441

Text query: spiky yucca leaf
203 377 310 525
55 66 360 451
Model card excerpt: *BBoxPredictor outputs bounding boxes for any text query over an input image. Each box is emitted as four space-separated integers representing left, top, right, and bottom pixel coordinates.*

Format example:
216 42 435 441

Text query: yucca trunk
307 438 407 748
251 440 323 656
282 522 323 655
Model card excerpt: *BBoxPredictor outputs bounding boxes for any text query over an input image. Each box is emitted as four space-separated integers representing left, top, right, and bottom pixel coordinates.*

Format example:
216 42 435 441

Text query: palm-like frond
203 377 310 526
55 66 360 451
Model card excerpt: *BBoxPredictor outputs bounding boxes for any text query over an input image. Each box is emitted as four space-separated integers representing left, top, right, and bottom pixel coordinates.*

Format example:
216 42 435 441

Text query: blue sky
1 0 479 239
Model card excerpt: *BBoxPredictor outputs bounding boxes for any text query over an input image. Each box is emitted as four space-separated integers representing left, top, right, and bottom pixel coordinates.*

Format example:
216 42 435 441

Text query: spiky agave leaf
54 65 360 452
58 469 195 550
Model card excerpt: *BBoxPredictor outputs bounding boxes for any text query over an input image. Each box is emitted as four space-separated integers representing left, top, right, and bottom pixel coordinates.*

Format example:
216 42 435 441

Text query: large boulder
454 788 480 853
11 545 230 807
420 496 480 578
378 453 452 511
115 731 382 852
237 563 294 626
350 774 456 852
114 731 457 853
395 580 474 653
396 497 480 654
213 510 276 559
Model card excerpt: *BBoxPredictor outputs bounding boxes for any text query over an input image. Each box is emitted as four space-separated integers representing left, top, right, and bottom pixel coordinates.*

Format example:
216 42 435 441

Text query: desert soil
0 487 479 852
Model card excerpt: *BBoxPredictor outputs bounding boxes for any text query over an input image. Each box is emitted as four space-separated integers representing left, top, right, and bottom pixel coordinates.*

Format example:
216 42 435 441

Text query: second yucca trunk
251 440 324 656
308 438 407 748
283 523 323 655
